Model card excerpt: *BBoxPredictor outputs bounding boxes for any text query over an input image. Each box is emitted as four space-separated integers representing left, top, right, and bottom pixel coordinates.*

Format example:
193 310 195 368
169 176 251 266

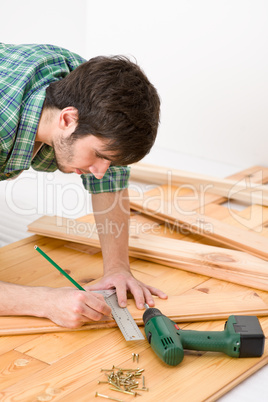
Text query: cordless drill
143 306 265 366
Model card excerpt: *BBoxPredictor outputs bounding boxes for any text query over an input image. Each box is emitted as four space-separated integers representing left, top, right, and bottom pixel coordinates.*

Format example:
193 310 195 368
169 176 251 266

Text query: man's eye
96 154 111 162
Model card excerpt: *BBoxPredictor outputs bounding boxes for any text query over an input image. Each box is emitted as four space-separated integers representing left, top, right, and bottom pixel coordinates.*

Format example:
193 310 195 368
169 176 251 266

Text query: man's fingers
90 292 112 316
81 292 112 317
82 274 168 313
142 287 155 307
129 286 146 309
145 285 168 300
88 293 112 315
130 284 168 309
91 292 106 302
46 287 113 328
115 282 127 308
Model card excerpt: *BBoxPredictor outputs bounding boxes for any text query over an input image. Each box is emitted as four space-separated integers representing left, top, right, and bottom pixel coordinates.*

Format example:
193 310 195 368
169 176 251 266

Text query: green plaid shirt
0 43 130 193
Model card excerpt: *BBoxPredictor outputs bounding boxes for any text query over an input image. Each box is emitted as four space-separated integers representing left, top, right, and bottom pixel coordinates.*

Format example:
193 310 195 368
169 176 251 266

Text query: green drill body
143 308 265 366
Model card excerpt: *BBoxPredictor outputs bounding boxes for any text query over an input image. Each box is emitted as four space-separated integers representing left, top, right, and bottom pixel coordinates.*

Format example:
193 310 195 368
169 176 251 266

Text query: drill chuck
143 308 163 325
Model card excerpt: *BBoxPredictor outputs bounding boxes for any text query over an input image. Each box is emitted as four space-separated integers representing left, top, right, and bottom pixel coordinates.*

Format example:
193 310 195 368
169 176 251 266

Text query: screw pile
96 363 149 399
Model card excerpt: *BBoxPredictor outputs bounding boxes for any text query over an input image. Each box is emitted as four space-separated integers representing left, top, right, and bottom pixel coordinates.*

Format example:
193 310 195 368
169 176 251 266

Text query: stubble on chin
52 135 75 174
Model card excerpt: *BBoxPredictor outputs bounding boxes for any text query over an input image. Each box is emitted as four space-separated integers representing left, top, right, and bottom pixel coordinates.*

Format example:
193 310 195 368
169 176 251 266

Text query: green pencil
34 245 85 291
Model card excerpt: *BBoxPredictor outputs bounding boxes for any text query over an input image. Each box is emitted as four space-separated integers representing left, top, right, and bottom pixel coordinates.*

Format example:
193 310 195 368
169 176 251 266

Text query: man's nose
89 160 111 179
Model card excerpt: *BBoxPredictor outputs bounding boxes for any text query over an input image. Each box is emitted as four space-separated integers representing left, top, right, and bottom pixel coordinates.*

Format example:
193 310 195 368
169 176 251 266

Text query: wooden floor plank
56 318 268 402
129 259 209 293
15 328 116 365
0 334 40 355
0 236 65 272
60 344 203 402
0 350 48 391
28 215 268 291
0 236 104 288
0 330 145 401
129 191 268 260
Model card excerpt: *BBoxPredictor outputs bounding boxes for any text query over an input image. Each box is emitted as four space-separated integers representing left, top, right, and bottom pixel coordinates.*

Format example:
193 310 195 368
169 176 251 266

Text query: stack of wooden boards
28 164 268 293
0 163 267 401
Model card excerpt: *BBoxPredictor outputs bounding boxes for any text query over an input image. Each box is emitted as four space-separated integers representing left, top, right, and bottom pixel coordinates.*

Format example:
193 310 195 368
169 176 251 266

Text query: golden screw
95 392 124 402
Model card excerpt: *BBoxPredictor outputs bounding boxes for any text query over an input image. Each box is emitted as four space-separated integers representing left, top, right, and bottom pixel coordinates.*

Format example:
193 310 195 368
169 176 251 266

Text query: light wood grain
15 329 117 365
28 215 268 290
130 163 268 205
1 319 267 402
0 350 48 391
0 334 39 355
129 186 268 260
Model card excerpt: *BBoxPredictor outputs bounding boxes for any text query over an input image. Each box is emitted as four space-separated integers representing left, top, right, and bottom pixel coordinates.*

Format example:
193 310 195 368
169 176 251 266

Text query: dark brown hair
44 56 160 165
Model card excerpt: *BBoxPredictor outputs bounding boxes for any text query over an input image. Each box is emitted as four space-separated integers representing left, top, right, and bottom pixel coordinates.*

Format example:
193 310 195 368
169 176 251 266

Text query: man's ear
58 107 78 132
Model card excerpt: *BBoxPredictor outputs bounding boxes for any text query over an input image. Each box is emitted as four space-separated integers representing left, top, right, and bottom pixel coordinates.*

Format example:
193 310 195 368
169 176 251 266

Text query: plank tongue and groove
130 163 268 205
129 185 268 260
0 291 267 336
129 165 268 259
28 215 268 291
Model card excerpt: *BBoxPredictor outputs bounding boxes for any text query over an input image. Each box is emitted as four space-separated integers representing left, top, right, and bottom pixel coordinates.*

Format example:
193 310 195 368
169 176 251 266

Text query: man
0 43 167 328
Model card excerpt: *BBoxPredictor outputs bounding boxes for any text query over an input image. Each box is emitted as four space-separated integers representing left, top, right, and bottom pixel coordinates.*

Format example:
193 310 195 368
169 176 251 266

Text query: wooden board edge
205 356 268 401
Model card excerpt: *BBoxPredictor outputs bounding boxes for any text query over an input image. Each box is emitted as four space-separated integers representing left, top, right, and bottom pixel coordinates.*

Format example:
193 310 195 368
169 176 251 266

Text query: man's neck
35 107 58 146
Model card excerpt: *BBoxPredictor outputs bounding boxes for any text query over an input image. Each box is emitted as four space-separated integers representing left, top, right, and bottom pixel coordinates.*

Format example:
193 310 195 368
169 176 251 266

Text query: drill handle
179 329 241 357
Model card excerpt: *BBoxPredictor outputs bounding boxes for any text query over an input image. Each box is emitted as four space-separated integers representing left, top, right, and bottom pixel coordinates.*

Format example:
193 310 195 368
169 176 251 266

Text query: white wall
85 0 268 167
0 0 87 57
0 0 267 168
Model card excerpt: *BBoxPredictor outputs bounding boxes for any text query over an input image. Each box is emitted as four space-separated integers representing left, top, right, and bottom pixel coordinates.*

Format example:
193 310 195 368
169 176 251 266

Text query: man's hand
86 270 168 309
44 287 112 328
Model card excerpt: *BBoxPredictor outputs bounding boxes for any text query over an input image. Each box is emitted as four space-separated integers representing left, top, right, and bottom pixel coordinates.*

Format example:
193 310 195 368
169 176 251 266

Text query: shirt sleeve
81 166 130 194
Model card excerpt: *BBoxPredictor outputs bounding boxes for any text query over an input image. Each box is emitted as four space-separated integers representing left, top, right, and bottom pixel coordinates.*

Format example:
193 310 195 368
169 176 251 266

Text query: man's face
52 134 113 179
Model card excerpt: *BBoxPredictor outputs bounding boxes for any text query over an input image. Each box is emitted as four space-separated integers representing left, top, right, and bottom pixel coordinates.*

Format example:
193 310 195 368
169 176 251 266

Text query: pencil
34 245 85 291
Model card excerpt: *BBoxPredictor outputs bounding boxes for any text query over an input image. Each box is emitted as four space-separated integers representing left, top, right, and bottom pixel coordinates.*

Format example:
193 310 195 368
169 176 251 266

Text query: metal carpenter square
106 292 145 341
95 290 144 341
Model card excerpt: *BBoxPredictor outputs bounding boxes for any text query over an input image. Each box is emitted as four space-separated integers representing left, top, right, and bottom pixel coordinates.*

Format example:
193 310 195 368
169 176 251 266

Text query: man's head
44 56 160 167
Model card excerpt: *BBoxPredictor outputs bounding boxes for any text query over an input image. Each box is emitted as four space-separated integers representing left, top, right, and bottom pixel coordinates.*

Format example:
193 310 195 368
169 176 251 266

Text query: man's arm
0 281 111 328
88 188 167 309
